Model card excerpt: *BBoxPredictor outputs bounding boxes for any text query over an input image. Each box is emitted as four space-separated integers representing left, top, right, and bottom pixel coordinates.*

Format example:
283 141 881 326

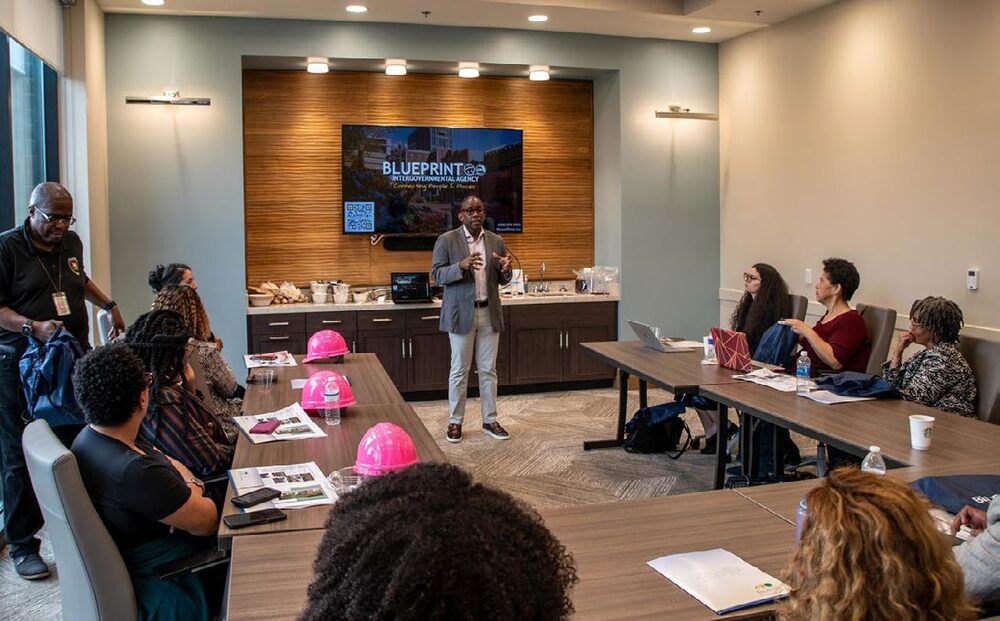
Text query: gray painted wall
105 15 719 371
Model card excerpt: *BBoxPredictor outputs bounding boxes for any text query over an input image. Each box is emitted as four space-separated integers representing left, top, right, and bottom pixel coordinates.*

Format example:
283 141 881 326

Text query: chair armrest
153 548 229 580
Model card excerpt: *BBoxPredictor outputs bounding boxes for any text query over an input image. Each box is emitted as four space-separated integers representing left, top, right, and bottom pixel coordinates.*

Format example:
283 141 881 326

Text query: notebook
647 548 790 614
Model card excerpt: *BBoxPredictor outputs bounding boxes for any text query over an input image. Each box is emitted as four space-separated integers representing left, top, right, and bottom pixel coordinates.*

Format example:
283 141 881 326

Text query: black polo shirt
0 219 90 350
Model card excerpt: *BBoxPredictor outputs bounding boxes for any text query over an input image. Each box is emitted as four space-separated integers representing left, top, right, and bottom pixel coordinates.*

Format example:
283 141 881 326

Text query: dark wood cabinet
247 301 615 392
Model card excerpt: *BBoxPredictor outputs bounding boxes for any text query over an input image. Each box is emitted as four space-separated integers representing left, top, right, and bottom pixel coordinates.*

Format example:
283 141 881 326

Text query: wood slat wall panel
244 71 593 287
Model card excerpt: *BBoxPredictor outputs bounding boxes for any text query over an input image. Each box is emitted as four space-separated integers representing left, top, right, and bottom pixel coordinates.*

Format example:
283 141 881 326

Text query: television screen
342 125 523 235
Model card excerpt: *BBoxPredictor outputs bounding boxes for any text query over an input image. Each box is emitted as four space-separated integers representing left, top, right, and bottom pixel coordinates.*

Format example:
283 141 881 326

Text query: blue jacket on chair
753 323 798 367
19 327 86 427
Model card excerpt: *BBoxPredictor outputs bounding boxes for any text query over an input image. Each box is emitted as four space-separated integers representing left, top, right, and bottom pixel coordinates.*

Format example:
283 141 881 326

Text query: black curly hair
822 257 861 301
910 296 964 344
300 463 578 621
148 262 191 293
730 263 792 352
124 310 190 411
73 343 147 427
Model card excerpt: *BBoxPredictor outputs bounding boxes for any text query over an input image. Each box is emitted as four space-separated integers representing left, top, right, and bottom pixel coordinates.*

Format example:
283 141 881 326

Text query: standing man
432 195 513 443
0 182 124 579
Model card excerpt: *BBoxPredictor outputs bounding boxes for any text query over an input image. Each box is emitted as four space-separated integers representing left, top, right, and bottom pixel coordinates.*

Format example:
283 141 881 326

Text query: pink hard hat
299 370 357 411
303 330 350 363
353 422 420 476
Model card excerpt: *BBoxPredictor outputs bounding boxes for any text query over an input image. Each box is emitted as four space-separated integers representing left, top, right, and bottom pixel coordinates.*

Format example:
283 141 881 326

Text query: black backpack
623 402 691 459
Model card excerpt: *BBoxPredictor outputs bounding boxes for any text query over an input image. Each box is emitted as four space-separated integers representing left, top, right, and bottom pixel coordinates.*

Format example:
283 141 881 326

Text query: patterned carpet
1 387 813 620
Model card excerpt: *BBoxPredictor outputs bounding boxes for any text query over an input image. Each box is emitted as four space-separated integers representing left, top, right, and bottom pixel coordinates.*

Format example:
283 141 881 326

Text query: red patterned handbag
711 327 752 372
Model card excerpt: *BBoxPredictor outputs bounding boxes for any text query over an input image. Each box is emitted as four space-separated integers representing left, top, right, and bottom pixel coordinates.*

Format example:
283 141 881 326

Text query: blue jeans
0 342 43 558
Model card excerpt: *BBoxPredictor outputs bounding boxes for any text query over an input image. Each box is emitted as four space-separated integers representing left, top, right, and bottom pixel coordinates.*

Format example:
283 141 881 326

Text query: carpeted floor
0 387 813 620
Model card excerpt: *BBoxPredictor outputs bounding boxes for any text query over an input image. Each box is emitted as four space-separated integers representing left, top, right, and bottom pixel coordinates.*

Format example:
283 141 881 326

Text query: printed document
244 351 297 369
733 368 806 392
647 548 790 614
799 390 876 405
229 461 337 512
233 403 326 444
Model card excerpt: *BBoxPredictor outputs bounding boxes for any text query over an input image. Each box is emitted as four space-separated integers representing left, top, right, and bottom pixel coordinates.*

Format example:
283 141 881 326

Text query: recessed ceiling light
528 15 548 23
385 59 407 76
306 57 330 74
529 65 550 81
345 4 368 13
141 0 165 6
692 26 712 34
458 62 480 79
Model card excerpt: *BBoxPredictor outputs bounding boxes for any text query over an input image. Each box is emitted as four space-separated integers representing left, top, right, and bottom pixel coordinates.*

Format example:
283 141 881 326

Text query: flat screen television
341 125 523 235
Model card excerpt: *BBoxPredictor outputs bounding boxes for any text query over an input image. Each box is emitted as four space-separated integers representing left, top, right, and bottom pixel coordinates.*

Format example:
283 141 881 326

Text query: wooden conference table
217 354 445 540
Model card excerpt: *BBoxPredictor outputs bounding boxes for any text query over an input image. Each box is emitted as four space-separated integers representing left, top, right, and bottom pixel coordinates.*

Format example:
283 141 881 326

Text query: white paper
800 390 876 405
244 351 297 369
229 461 337 512
733 368 805 392
291 378 307 389
232 403 326 444
662 339 704 349
647 548 789 614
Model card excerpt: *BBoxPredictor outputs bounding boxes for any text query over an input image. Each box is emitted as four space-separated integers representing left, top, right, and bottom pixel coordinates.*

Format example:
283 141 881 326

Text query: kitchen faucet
534 263 549 293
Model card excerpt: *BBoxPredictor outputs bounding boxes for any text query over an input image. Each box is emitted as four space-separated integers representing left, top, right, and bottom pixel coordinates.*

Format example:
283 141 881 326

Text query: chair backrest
855 303 897 376
22 420 137 621
186 345 216 403
957 335 1000 424
789 294 808 321
96 310 113 346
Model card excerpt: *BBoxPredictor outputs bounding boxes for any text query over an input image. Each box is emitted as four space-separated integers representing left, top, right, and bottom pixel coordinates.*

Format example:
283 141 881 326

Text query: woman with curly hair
883 296 977 417
782 467 977 621
148 262 197 292
300 463 578 621
124 310 234 479
151 285 243 435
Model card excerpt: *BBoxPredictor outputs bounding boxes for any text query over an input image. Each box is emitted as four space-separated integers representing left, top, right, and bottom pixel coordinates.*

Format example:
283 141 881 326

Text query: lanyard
35 252 63 293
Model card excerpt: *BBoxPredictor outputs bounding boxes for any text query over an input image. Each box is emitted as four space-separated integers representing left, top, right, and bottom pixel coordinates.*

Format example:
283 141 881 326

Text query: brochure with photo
229 461 337 512
233 403 326 444
647 548 790 614
244 351 297 369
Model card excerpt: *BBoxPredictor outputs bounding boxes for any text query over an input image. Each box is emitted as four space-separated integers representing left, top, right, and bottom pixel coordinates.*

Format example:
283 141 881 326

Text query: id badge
52 292 71 316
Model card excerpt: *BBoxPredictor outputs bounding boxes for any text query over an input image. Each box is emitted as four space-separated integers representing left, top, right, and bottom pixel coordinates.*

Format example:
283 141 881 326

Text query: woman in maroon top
781 257 871 375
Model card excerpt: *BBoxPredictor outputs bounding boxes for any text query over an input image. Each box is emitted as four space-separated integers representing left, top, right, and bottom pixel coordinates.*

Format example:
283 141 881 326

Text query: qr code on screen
344 202 375 233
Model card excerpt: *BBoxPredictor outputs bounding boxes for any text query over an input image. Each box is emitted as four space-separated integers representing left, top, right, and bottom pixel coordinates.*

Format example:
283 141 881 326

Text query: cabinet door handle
564 331 570 350
268 321 290 327
559 331 565 350
352 340 356 353
373 317 393 323
421 315 440 320
408 339 413 359
321 320 342 325
268 336 290 341
401 339 406 359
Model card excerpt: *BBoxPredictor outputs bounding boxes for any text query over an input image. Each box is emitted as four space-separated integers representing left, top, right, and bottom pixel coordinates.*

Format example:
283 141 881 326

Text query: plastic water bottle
795 351 811 394
322 380 341 426
861 445 887 475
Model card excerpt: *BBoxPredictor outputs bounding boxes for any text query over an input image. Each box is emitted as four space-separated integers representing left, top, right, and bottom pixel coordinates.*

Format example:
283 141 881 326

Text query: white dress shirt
463 225 488 302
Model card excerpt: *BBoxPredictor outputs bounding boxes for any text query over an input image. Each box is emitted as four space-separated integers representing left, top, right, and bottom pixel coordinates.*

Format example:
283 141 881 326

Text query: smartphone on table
231 487 281 508
223 508 287 530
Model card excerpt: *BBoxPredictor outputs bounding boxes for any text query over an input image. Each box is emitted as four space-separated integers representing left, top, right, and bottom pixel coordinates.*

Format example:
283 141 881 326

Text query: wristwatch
187 477 205 492
21 320 33 338
102 300 117 312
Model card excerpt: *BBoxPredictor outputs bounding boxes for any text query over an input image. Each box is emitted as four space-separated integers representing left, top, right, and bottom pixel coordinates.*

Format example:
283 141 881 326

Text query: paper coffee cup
909 414 935 450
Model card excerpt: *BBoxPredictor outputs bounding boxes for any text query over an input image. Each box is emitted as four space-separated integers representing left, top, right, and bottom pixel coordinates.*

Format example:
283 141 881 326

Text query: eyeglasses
33 207 77 226
461 208 485 215
743 272 761 283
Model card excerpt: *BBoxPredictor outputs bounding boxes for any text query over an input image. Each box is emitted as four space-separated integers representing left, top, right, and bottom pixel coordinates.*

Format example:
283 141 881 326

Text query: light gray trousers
448 307 500 425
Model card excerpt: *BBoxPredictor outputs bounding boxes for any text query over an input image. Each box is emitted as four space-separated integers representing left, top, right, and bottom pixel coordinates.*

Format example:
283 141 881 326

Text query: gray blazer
431 226 512 335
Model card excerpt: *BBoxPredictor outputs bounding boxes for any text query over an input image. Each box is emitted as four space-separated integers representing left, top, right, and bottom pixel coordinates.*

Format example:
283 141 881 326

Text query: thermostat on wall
967 268 980 291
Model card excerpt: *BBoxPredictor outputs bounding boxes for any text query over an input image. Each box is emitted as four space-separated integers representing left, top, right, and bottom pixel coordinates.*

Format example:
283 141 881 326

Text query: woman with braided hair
125 310 235 479
883 296 977 417
151 285 243 437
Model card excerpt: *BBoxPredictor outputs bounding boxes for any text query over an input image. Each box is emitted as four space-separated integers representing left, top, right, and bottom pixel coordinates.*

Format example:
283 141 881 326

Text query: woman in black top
71 344 218 621
696 264 792 453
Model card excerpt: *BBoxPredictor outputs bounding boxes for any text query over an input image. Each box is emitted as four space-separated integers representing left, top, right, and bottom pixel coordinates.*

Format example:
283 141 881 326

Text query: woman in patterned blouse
883 296 977 417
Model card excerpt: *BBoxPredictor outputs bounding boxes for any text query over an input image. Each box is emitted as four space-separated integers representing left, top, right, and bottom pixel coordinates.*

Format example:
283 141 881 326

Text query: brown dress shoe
446 423 463 443
482 421 510 440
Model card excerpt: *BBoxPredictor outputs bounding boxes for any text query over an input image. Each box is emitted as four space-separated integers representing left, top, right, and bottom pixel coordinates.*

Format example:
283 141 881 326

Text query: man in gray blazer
431 195 513 443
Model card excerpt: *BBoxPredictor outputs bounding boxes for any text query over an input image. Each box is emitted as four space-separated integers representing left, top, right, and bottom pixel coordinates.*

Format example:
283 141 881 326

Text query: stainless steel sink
526 291 574 297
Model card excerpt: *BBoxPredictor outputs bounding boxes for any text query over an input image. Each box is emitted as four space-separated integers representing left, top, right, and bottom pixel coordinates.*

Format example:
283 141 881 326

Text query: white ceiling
98 0 837 43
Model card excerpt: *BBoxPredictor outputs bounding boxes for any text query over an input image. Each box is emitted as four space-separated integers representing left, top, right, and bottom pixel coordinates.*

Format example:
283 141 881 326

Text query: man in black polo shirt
0 182 124 579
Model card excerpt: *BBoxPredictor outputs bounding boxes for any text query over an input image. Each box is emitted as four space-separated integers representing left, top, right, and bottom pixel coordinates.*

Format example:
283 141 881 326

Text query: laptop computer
711 327 753 372
628 320 696 353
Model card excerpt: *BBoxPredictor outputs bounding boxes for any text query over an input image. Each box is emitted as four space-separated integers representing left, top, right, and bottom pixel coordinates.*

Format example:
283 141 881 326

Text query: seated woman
149 262 198 292
953 497 1000 607
125 310 235 479
71 343 218 621
781 257 871 374
695 263 792 454
151 285 243 436
301 463 578 621
883 296 977 417
783 467 976 621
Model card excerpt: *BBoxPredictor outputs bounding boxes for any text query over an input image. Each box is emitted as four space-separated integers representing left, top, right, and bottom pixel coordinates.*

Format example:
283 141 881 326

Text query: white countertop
247 292 619 315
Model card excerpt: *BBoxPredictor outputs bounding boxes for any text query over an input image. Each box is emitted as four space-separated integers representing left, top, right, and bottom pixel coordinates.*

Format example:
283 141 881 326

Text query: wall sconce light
655 104 718 120
125 89 210 105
